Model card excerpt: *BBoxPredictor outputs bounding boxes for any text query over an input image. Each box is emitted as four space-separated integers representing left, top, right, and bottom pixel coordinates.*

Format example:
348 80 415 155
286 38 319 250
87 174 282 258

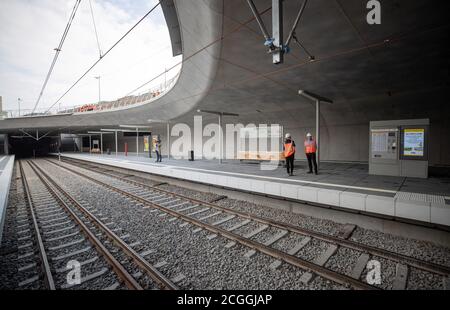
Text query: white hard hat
306 133 312 137
285 133 291 139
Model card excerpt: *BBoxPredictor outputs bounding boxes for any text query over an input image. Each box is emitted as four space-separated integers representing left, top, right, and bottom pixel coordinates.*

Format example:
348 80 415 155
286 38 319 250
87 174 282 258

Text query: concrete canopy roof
1 0 449 151
177 0 449 127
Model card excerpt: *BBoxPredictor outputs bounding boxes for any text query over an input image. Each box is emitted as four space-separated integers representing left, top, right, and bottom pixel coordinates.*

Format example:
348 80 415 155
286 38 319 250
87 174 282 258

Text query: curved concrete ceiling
1 0 449 163
170 0 449 164
175 0 449 125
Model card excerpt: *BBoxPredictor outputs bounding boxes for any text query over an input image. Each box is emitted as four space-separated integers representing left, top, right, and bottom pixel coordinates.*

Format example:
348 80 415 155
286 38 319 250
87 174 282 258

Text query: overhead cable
45 1 161 114
88 0 103 58
32 0 82 114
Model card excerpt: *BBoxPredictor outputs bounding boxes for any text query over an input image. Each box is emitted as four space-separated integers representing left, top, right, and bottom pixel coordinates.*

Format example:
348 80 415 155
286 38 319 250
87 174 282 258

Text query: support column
272 0 283 64
115 131 118 156
167 122 170 160
316 100 320 170
89 135 92 154
136 128 139 157
219 114 222 164
3 135 9 155
100 133 103 155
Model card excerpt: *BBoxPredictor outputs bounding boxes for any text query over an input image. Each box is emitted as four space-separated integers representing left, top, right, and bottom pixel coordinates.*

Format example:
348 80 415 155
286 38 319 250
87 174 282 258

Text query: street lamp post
196 109 239 164
119 125 152 158
87 131 114 155
18 98 21 117
100 129 121 156
298 90 333 170
94 76 101 104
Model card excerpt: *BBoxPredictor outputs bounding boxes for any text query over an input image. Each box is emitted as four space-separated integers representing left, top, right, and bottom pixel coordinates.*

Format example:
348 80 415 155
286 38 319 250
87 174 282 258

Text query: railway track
17 160 177 290
50 157 450 290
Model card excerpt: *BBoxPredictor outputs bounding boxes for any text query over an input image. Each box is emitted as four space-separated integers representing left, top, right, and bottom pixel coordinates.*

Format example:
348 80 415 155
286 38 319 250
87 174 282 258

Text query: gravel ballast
38 159 354 289
6 158 446 291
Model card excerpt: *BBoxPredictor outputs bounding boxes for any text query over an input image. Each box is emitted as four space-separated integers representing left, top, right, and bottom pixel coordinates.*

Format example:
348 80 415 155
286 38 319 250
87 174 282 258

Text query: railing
2 70 180 119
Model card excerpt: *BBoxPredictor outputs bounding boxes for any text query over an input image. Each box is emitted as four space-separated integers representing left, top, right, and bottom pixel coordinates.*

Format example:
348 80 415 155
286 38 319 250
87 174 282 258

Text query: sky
0 0 182 114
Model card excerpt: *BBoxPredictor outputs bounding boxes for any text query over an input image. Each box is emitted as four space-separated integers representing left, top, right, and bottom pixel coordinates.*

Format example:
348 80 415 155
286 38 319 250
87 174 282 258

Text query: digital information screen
403 129 425 156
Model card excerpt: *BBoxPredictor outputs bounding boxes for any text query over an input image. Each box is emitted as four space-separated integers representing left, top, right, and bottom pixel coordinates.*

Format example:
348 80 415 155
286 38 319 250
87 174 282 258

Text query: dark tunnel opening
8 137 60 158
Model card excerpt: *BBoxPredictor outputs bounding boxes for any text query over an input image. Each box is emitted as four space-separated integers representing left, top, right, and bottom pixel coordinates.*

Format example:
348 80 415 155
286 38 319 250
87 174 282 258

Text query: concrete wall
0 156 15 244
98 114 449 167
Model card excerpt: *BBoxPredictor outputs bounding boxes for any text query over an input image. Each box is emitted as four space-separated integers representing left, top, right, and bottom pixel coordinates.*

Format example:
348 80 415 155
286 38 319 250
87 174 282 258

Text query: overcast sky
0 0 182 114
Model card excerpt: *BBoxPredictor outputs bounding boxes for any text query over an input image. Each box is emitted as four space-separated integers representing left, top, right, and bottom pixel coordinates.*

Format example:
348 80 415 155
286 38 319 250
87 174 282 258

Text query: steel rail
55 158 450 277
59 158 450 276
19 160 56 290
30 160 177 290
47 159 378 290
25 160 143 290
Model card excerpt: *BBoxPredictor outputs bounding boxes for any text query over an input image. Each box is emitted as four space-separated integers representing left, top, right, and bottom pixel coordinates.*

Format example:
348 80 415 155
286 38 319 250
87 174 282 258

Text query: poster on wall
403 129 424 156
143 136 150 152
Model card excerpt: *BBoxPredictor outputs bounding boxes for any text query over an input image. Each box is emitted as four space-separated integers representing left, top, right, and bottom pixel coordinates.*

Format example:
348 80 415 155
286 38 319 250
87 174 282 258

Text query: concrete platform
55 153 450 227
0 155 15 243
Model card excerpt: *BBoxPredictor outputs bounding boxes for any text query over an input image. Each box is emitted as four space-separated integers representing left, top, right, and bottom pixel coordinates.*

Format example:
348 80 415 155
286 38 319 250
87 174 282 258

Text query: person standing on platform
304 132 318 175
155 135 162 163
283 133 296 176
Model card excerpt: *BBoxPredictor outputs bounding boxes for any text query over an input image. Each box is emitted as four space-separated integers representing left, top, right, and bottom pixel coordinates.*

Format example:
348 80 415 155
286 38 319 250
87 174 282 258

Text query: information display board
370 119 429 178
403 129 424 157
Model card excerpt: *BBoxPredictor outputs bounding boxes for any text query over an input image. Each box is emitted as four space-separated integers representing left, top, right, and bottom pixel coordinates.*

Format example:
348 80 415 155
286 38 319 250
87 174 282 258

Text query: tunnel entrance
9 136 59 158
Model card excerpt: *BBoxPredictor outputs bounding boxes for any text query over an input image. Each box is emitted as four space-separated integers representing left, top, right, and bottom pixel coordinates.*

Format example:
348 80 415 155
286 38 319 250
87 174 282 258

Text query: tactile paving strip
395 192 446 204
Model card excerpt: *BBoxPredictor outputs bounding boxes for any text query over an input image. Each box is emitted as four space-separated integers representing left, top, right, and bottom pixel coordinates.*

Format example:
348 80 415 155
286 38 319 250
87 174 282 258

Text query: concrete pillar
219 114 222 164
3 135 9 155
136 128 139 157
167 122 170 160
115 131 118 156
316 100 320 170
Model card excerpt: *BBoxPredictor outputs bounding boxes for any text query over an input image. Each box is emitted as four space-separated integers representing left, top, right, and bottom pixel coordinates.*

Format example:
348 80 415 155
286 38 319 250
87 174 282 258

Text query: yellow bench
237 151 285 161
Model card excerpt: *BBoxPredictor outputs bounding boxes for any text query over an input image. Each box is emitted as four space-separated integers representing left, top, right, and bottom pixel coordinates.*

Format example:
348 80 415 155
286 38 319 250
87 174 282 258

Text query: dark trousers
306 153 318 173
286 155 294 174
156 151 162 162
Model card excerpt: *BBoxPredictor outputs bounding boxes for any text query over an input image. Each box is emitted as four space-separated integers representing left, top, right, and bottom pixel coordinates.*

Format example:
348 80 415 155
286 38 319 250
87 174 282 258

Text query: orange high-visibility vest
284 142 295 157
304 139 317 154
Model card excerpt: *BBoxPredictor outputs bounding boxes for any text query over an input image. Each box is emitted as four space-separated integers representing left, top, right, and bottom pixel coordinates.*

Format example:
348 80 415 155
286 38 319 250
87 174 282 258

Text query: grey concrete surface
63 152 450 196
55 152 450 246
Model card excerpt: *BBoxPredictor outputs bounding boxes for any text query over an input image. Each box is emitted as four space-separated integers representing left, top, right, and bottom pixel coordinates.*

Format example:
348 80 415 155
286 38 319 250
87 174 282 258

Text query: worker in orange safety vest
304 132 318 174
283 133 296 176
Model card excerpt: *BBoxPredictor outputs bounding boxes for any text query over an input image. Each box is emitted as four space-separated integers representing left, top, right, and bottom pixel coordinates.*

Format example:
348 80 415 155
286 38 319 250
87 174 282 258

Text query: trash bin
107 148 111 155
189 150 194 161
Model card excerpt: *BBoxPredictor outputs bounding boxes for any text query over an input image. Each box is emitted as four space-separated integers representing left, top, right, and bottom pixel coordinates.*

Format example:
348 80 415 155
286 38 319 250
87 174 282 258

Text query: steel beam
272 0 283 64
246 0 271 41
284 0 308 47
